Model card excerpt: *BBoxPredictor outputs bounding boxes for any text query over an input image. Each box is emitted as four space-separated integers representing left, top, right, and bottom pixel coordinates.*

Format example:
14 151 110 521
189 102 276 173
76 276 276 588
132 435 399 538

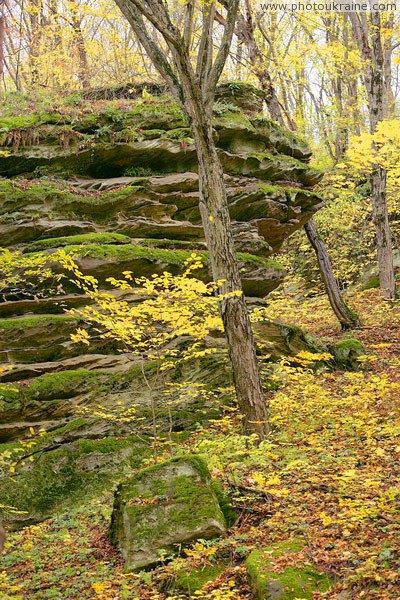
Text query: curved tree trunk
304 219 360 330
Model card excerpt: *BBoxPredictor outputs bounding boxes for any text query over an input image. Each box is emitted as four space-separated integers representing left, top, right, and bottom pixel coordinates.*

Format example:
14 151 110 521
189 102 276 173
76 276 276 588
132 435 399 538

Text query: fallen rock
246 539 332 599
0 435 148 529
109 455 226 570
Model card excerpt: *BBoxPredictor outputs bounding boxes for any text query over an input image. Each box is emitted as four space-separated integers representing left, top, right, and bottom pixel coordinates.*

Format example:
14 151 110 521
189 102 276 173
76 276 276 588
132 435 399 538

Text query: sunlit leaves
59 252 227 370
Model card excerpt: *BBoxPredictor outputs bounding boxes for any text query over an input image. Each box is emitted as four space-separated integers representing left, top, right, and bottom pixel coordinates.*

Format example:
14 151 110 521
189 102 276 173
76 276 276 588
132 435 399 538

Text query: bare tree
113 0 269 437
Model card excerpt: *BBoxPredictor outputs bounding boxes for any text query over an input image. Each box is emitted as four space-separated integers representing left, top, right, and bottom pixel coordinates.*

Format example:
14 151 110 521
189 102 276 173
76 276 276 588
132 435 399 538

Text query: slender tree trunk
350 9 395 300
370 166 395 299
230 5 357 325
185 94 269 437
0 3 5 91
0 519 5 554
217 1 285 125
305 219 360 329
368 24 395 300
70 0 90 89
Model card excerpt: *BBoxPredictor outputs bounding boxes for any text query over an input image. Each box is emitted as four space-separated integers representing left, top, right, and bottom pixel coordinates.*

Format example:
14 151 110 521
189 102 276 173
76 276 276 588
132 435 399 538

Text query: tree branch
114 0 182 100
207 0 239 96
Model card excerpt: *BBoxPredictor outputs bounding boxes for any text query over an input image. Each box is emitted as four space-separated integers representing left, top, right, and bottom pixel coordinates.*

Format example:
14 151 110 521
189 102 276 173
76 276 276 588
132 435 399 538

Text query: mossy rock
109 455 226 570
330 338 364 371
0 368 109 440
173 560 228 593
253 319 318 358
0 435 148 529
361 274 380 291
24 232 132 253
246 539 332 599
0 315 119 364
0 315 79 360
48 243 284 298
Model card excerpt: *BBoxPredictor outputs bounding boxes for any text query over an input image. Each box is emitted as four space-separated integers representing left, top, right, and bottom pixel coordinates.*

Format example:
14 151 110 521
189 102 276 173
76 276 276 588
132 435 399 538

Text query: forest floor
1 289 399 600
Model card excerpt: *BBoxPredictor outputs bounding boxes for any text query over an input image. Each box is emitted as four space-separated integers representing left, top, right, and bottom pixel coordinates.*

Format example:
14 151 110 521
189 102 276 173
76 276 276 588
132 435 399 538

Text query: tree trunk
114 0 268 438
371 166 395 299
304 219 360 330
185 94 269 437
0 6 5 89
70 0 90 89
350 9 395 300
0 519 5 554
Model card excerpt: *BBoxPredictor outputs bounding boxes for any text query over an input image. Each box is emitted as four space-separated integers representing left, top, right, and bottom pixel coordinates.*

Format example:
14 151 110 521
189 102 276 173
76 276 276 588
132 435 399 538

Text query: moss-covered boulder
109 455 226 570
0 435 148 529
246 539 332 599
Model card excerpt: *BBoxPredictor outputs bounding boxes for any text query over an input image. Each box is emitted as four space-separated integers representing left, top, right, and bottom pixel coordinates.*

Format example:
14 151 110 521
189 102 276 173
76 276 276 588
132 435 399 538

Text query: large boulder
109 455 226 570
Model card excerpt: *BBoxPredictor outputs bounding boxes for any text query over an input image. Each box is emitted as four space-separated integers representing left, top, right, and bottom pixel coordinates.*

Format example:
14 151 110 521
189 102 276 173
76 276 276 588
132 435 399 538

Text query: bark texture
0 519 5 554
350 9 395 300
305 219 360 330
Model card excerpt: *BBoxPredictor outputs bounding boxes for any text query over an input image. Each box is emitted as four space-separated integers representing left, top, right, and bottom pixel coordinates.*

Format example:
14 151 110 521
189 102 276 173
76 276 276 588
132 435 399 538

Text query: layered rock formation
0 84 325 527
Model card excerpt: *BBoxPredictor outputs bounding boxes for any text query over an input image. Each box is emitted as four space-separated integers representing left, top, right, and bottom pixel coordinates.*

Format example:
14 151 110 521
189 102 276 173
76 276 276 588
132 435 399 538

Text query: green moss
0 315 76 331
0 383 20 413
24 232 132 253
123 96 186 130
66 243 193 265
335 338 364 350
161 127 192 141
240 255 285 270
110 456 226 567
246 540 332 599
61 242 277 271
362 275 380 290
135 455 211 482
250 117 311 152
0 436 148 523
214 110 255 131
0 370 108 420
0 179 77 215
0 114 42 131
174 561 228 592
23 369 105 403
258 183 286 195
330 338 364 371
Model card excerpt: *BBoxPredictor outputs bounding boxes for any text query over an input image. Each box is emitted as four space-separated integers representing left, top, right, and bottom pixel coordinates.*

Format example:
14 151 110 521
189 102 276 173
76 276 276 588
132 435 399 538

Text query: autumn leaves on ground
1 290 399 600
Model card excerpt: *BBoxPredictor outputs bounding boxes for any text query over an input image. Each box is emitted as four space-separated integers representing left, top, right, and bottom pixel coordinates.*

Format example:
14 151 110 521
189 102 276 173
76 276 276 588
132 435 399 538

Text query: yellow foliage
59 252 226 369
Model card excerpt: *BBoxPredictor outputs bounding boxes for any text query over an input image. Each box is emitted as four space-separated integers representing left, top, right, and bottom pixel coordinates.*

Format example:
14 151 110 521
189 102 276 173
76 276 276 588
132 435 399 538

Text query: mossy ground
246 540 332 599
1 291 400 598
